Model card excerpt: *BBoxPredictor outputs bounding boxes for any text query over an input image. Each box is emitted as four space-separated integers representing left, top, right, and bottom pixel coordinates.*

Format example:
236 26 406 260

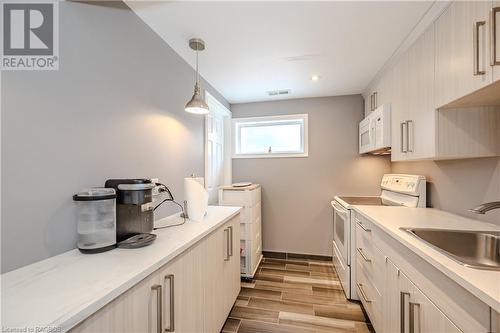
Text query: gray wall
392 157 500 226
231 96 391 257
1 2 229 273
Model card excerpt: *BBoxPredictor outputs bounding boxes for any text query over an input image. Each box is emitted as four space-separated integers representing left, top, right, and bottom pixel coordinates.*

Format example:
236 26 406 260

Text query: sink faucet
469 201 500 214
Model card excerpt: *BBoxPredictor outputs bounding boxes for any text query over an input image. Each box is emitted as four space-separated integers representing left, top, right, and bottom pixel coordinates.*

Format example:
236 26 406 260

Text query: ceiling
126 1 434 104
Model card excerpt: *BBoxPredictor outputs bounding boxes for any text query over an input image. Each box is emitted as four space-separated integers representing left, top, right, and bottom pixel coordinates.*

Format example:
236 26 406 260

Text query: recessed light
311 75 321 82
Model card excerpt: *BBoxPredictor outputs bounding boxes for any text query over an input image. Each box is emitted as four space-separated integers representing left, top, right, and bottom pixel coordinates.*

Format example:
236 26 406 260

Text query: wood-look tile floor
221 257 374 333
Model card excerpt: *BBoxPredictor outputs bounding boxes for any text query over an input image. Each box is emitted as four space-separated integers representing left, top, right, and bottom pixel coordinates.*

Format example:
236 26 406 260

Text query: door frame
204 92 232 196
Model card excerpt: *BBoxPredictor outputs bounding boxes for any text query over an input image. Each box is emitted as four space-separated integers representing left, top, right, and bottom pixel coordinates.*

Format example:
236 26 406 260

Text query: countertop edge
353 207 500 313
61 207 242 331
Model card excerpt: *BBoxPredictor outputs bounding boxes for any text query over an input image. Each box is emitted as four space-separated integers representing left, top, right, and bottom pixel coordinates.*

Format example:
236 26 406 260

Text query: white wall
1 2 229 273
231 96 391 256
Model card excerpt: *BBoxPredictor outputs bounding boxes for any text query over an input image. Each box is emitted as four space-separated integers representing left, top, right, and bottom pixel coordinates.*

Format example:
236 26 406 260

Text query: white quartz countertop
1 205 241 332
353 206 500 313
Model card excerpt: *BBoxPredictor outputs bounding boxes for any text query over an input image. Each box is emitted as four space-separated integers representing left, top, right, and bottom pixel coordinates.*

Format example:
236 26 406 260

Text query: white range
331 173 426 300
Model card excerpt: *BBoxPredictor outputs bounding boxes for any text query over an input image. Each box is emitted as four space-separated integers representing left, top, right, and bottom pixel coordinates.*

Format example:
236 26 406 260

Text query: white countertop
353 206 500 313
1 205 241 332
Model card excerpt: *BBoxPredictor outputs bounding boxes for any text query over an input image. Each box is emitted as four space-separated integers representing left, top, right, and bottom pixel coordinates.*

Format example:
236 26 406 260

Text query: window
232 114 308 158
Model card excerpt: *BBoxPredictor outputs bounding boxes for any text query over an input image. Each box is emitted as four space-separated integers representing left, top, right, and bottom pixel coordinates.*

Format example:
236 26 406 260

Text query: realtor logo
1 1 59 70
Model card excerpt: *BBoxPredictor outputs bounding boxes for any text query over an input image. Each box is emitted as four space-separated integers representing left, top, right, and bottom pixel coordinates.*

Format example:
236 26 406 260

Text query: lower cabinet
70 216 241 333
354 211 490 333
384 258 462 333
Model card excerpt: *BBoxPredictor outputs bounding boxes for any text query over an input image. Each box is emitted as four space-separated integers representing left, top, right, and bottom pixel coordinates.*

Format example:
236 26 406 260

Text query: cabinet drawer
239 203 261 224
240 217 261 242
356 260 382 331
219 188 261 207
355 240 385 296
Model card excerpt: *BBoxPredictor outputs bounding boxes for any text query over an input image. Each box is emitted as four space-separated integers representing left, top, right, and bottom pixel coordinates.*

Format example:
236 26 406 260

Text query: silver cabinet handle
401 122 408 153
370 94 373 111
228 226 233 257
356 221 371 232
492 7 500 66
409 302 421 333
356 248 372 262
164 274 175 332
400 291 410 333
373 92 377 109
474 21 486 75
356 283 372 303
406 120 413 153
224 228 230 261
151 284 163 333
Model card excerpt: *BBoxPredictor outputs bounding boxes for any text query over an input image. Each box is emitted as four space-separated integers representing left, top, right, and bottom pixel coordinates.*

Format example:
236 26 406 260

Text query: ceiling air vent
266 89 290 96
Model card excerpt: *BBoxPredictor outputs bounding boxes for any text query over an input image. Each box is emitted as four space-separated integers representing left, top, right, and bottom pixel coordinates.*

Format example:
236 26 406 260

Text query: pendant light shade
185 38 209 115
185 82 209 114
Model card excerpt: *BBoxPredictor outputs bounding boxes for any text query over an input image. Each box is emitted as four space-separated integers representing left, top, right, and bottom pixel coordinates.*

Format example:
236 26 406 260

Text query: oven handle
332 201 347 215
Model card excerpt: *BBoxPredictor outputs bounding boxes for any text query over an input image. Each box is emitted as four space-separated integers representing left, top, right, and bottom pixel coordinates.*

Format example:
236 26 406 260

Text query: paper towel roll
184 177 208 222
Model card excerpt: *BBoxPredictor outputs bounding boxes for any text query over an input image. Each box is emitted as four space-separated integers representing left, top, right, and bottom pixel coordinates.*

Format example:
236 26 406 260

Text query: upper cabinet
391 24 436 162
494 2 500 82
365 1 500 162
435 1 493 108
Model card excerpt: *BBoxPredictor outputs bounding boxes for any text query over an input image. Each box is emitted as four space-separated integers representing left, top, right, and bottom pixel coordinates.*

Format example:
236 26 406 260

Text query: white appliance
331 174 426 300
359 104 391 154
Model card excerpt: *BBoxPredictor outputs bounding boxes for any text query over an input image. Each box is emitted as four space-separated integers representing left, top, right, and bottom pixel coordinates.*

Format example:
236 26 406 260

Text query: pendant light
185 38 209 115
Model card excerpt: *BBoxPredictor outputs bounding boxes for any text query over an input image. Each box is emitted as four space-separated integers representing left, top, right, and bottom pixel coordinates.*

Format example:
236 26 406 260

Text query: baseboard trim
262 251 332 262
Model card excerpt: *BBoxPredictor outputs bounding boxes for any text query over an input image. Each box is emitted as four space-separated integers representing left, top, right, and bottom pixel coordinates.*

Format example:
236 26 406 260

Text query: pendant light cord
195 47 199 87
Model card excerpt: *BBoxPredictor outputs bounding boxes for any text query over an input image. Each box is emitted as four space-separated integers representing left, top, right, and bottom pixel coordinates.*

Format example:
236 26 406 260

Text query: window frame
232 114 309 159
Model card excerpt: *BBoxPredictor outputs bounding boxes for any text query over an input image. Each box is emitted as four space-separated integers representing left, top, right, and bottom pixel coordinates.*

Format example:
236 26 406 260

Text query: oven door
332 200 350 265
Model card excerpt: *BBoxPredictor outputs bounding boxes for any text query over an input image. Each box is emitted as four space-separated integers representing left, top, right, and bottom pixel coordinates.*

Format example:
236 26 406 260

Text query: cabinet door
494 2 500 82
385 259 462 333
376 72 392 108
435 1 492 108
390 52 410 161
70 272 161 333
202 223 226 332
407 23 436 159
159 245 204 333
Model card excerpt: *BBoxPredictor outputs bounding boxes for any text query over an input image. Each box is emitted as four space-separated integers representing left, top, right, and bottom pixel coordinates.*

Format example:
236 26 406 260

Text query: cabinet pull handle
224 228 230 261
400 291 410 333
409 302 421 333
356 248 372 262
474 21 486 75
401 122 407 153
228 226 233 257
151 284 163 333
373 92 377 109
356 283 372 303
356 221 371 232
406 120 413 153
164 274 175 332
492 7 500 66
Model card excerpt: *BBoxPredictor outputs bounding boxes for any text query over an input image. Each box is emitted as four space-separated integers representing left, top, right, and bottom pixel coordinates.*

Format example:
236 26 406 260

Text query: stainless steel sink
402 228 500 271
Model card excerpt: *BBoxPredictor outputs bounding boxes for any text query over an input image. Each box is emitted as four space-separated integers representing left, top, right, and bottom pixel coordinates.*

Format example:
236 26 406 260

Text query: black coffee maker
105 179 167 248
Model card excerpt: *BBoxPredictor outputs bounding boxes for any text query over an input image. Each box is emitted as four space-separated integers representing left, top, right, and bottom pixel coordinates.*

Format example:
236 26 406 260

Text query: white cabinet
494 2 500 82
70 216 241 333
70 271 162 333
390 51 409 161
219 184 262 278
408 24 436 160
391 24 436 161
435 1 493 108
385 259 462 333
354 211 491 333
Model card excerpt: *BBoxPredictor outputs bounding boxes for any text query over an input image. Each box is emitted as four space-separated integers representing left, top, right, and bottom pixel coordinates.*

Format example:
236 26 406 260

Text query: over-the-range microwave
359 104 391 155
